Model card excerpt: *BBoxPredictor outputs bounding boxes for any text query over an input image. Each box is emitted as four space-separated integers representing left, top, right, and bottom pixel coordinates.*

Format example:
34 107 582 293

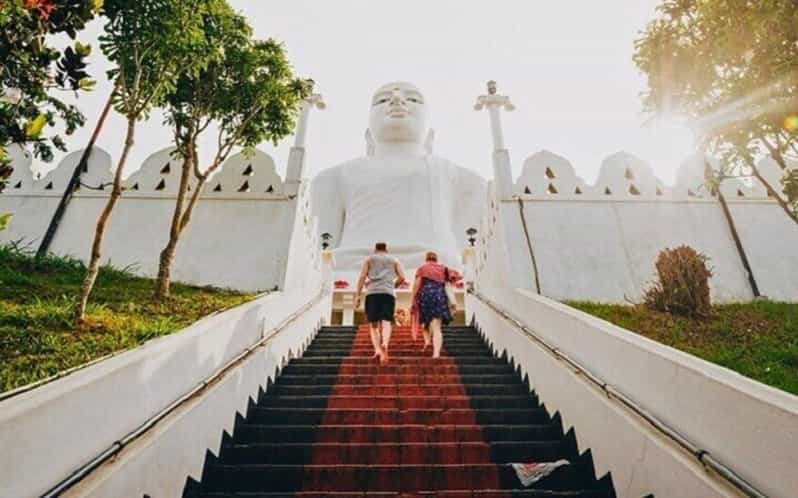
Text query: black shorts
365 294 396 323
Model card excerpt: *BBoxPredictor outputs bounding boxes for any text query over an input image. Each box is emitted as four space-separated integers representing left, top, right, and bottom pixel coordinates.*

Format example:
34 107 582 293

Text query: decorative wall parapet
515 150 588 197
516 149 796 203
122 147 195 195
205 149 284 197
595 151 666 198
3 145 34 192
0 145 298 292
1 146 287 198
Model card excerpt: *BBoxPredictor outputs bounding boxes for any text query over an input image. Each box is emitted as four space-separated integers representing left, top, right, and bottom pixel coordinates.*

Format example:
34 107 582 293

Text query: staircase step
202 463 597 493
302 349 492 356
282 364 514 376
199 490 612 497
274 374 520 386
270 384 532 397
187 325 615 497
258 395 539 410
246 408 549 425
220 441 572 465
233 424 564 444
290 357 506 365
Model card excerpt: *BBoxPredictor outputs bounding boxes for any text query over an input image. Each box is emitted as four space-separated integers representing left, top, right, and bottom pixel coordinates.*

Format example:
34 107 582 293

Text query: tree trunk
716 191 761 297
37 90 115 258
76 118 136 322
154 140 195 300
179 146 221 233
746 157 798 225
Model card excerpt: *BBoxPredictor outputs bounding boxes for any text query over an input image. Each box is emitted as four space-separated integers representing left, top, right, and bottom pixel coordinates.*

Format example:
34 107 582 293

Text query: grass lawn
567 300 798 396
0 245 256 393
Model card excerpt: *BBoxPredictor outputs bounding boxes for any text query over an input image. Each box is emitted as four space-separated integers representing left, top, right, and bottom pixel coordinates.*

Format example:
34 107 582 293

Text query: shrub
644 245 713 318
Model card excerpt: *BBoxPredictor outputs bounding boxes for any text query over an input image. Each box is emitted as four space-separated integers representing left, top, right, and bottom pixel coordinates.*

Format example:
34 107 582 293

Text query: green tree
0 0 100 191
76 0 214 321
155 5 310 299
633 0 798 223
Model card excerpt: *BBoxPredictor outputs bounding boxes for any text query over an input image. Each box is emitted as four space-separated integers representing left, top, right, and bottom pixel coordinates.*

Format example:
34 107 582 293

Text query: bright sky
40 0 696 185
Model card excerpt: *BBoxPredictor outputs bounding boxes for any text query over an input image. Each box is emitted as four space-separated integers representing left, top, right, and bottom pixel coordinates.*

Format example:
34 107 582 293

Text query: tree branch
743 155 798 224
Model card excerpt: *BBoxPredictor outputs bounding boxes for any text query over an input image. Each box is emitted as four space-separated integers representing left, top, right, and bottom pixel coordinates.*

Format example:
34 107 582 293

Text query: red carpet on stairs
302 325 503 494
185 324 615 498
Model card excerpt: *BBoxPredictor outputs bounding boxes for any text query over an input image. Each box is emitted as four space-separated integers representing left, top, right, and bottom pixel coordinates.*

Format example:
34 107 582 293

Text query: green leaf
75 41 92 57
0 213 12 232
78 78 97 91
25 114 47 139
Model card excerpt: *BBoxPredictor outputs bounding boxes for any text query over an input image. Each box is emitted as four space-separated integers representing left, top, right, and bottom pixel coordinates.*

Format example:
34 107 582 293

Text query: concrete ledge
469 288 798 498
0 289 328 498
64 293 332 498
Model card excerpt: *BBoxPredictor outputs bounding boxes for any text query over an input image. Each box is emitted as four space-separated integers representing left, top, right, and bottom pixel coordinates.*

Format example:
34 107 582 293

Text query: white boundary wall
4 146 795 300
0 146 298 291
498 150 798 303
0 152 329 497
468 151 798 496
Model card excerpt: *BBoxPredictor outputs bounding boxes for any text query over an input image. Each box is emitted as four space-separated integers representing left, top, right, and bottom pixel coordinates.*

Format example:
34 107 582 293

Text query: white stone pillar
342 293 355 326
320 250 335 324
474 81 515 199
462 246 476 289
321 250 335 292
285 93 325 196
473 81 537 292
487 105 505 151
293 93 326 148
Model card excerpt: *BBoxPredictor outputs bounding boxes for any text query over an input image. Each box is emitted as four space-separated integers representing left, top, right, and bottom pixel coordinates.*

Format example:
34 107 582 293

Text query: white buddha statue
311 82 486 276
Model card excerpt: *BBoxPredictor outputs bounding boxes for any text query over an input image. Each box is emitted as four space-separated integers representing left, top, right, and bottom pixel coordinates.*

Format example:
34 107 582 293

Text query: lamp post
466 227 478 247
321 232 333 250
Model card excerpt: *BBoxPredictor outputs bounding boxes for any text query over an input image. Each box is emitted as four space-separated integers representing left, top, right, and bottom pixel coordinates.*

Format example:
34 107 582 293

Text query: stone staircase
184 325 616 497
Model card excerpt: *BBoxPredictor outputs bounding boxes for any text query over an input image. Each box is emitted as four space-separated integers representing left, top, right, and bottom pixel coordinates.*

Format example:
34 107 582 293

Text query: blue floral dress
417 277 452 327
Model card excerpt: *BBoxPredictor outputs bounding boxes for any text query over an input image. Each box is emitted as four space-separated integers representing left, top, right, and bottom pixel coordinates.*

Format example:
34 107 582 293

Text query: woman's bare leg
422 326 431 350
431 318 443 358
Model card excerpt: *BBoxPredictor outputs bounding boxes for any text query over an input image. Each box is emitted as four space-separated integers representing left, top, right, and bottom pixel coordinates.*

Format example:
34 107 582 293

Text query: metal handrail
470 290 766 498
41 290 327 498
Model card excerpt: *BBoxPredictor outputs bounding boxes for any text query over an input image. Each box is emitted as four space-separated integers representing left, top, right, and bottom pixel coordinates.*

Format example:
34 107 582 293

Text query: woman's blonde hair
425 251 438 262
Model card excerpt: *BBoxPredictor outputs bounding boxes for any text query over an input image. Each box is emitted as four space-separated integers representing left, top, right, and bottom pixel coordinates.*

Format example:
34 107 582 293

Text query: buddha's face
368 82 428 144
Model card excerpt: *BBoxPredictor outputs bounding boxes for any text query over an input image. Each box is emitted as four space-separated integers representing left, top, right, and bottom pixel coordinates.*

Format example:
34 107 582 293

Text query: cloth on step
511 460 570 487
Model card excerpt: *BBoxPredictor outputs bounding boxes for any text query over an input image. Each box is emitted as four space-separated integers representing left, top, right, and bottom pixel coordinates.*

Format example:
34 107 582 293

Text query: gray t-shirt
365 253 399 296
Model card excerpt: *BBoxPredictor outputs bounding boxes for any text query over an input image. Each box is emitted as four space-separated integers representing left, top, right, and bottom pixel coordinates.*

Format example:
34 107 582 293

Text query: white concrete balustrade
466 288 798 498
469 149 798 496
479 149 798 303
0 146 298 292
0 181 330 497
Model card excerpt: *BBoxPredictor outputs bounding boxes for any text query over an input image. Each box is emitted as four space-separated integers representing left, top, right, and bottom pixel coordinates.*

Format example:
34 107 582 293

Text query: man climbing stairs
185 325 616 497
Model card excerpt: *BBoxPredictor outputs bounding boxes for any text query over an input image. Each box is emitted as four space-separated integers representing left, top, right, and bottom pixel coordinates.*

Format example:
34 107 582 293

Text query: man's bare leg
381 320 392 354
369 322 382 359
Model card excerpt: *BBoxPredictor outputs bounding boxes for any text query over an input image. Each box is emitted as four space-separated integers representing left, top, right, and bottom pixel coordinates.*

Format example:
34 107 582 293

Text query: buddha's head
368 82 429 145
